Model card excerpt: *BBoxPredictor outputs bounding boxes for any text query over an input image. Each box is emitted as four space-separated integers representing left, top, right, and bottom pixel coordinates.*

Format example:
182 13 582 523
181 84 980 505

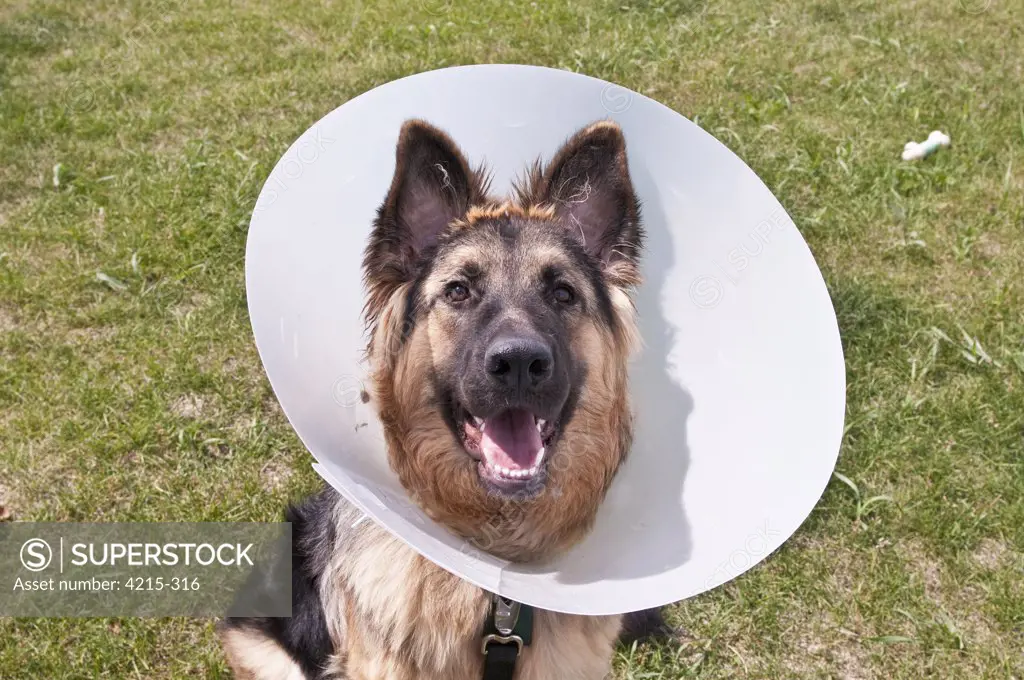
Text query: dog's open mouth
458 406 557 488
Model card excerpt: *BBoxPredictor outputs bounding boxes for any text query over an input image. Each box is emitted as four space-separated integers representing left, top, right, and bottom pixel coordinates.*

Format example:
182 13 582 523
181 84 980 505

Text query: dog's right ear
363 120 479 320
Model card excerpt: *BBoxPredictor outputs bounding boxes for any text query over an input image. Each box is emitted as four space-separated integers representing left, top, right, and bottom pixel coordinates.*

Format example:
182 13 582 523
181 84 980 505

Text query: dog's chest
329 528 621 680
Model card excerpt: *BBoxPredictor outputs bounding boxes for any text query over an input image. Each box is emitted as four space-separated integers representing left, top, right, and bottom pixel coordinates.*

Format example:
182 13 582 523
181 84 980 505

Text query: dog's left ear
364 120 483 316
537 121 643 272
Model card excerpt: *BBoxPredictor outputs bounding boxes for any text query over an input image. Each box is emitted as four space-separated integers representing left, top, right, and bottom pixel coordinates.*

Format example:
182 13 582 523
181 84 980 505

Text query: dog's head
362 119 644 560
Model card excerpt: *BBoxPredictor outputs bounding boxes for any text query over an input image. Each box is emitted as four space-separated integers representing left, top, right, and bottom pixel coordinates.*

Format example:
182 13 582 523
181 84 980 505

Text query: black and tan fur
222 119 664 679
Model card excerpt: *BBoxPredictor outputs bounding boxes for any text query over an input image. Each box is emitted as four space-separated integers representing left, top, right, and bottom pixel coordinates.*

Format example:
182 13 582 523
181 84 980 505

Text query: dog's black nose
485 336 553 391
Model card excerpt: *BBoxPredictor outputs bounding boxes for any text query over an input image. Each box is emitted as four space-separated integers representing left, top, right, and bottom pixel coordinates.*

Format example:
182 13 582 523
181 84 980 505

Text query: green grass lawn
1 0 1022 677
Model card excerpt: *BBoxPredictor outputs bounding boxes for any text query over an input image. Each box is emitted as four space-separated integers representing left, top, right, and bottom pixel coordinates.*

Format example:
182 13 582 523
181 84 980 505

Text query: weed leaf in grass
96 272 128 292
866 635 918 645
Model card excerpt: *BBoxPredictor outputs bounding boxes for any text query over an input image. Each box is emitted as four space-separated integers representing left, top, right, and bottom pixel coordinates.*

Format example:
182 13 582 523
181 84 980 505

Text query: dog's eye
445 282 470 303
553 284 575 304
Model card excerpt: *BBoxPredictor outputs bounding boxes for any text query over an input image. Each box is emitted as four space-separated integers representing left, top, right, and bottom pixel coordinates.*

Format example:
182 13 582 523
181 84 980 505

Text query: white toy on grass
902 130 950 161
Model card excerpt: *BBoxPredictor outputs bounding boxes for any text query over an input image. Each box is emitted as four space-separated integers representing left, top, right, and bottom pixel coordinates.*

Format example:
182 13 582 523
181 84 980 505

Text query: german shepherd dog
221 119 665 679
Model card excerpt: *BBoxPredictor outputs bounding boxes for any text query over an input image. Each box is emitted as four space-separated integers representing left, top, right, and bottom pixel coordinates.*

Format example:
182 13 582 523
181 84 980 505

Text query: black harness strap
481 595 533 680
481 642 519 680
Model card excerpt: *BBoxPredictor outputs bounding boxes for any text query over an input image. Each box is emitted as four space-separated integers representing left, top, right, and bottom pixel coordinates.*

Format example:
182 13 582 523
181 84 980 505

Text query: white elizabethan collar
245 65 845 616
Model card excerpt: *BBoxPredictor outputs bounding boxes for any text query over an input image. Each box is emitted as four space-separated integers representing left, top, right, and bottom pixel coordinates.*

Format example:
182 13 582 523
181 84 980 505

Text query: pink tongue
480 409 542 469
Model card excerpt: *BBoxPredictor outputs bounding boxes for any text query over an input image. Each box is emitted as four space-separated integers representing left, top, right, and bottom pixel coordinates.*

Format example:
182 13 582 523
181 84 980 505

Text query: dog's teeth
483 463 543 480
473 416 484 428
536 419 546 432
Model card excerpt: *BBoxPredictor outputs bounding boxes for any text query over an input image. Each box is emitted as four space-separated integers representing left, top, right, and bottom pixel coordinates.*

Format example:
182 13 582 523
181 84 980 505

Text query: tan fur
608 283 642 355
459 201 557 224
222 627 309 680
320 515 621 680
367 282 415 371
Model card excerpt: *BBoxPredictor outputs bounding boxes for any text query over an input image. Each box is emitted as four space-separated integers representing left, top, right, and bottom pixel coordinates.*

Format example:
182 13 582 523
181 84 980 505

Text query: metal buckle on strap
481 633 524 655
493 596 520 635
481 595 524 654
